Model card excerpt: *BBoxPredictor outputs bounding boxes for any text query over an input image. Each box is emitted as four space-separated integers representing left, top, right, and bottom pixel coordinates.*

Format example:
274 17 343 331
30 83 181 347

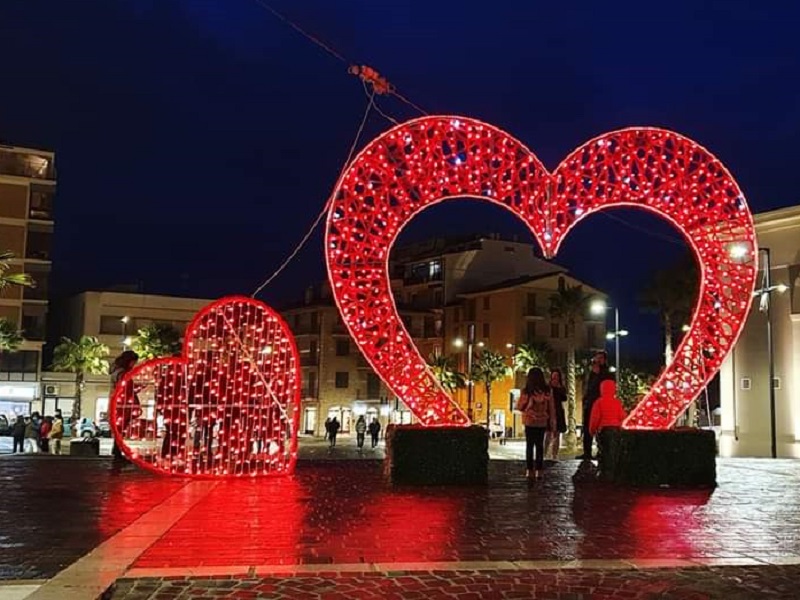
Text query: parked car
96 420 112 438
63 418 98 439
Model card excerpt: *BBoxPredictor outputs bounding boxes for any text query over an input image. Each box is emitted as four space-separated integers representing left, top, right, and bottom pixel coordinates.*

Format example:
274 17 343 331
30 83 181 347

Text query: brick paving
0 457 185 580
133 459 800 568
107 565 800 599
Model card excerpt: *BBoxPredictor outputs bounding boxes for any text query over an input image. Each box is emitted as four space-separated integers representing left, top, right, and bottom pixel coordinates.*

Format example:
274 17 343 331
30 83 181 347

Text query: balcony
523 306 547 319
0 149 55 180
29 186 54 221
292 324 319 335
300 353 319 367
404 272 443 286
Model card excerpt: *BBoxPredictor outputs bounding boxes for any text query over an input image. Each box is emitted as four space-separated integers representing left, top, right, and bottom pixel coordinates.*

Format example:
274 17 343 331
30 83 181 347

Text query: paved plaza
1 446 799 598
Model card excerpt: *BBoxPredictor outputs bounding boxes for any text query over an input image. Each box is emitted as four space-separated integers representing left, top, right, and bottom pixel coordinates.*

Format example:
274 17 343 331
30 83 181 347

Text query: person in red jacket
589 380 626 437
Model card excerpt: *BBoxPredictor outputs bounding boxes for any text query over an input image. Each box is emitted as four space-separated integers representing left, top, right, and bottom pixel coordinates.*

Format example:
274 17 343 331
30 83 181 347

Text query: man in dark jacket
12 416 26 453
578 351 613 460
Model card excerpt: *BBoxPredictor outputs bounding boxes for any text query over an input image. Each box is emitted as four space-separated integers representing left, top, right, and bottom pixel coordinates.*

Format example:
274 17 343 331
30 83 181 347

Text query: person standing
39 416 52 453
110 350 139 460
328 417 340 448
579 351 613 460
324 417 332 441
50 414 64 455
368 418 381 448
24 417 39 454
12 415 26 453
545 368 567 461
515 367 556 481
355 415 367 450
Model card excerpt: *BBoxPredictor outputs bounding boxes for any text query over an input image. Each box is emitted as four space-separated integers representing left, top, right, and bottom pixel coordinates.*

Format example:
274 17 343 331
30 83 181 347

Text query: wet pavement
2 453 800 598
108 565 800 599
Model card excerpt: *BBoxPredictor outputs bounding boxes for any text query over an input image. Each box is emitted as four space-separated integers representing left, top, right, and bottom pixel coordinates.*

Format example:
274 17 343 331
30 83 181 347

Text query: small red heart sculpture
110 296 300 477
326 117 757 429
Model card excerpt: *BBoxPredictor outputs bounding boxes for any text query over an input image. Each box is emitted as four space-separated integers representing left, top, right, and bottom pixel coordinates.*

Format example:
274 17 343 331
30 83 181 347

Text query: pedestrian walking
110 350 139 460
39 416 52 453
515 367 556 481
355 415 367 450
50 414 64 455
328 417 340 447
324 417 332 441
24 417 39 454
578 351 613 460
12 415 25 453
368 418 381 448
545 368 567 461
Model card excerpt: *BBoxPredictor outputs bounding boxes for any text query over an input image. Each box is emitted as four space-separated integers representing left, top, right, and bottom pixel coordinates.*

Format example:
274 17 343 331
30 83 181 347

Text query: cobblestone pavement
134 459 800 568
0 457 185 580
107 565 800 599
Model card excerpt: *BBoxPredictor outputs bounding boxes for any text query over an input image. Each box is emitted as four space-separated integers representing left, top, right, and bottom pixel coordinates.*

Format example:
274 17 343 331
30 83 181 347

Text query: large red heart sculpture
110 296 300 477
325 116 757 429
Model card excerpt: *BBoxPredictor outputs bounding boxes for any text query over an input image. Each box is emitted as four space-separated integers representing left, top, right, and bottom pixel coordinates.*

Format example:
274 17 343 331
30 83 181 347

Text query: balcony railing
300 353 319 366
0 151 55 180
523 306 547 318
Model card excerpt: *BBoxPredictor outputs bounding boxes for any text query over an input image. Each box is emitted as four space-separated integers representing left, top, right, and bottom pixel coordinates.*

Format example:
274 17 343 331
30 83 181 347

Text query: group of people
324 415 382 450
515 351 626 480
11 410 65 455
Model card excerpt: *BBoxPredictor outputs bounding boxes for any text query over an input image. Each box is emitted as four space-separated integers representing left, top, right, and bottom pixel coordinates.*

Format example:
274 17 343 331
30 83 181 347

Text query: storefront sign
0 386 35 400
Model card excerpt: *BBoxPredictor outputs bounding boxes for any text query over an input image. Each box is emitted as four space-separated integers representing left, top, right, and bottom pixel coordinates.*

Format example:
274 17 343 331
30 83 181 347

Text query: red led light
110 296 301 477
325 116 757 429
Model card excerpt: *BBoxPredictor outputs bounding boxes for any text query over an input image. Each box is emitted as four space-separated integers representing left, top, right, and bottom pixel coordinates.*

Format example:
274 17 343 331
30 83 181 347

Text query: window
335 372 349 388
527 293 537 316
558 276 566 292
100 316 129 335
308 371 317 397
0 350 39 380
466 299 476 321
483 322 490 338
483 296 490 310
433 290 443 306
526 321 537 341
551 323 560 338
740 377 751 391
587 324 597 348
335 339 350 356
367 373 381 398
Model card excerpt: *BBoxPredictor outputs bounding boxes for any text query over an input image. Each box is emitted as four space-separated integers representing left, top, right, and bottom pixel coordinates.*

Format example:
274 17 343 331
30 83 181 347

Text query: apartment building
43 291 212 422
282 284 440 436
720 205 800 458
0 144 55 419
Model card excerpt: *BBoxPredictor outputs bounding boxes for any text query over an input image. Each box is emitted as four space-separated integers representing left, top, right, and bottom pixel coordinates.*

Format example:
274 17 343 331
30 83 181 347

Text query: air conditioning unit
44 384 59 396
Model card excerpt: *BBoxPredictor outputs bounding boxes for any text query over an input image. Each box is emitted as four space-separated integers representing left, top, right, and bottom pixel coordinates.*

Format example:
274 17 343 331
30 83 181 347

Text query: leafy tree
0 251 34 292
615 368 651 413
549 284 591 447
132 323 182 360
52 336 110 426
0 319 23 353
471 349 512 428
638 255 698 366
427 352 466 394
512 341 552 374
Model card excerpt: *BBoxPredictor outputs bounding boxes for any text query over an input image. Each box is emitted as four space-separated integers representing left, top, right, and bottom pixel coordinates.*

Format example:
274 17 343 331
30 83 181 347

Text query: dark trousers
582 406 594 457
370 433 379 447
525 426 547 471
13 436 24 453
356 432 365 448
40 439 49 453
329 433 337 447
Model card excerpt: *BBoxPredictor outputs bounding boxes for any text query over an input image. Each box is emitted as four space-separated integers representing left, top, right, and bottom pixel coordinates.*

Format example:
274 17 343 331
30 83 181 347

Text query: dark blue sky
1 0 798 360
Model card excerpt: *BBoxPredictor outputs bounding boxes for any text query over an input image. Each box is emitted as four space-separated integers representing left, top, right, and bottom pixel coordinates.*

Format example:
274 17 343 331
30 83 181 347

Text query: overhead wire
251 88 376 297
598 211 686 246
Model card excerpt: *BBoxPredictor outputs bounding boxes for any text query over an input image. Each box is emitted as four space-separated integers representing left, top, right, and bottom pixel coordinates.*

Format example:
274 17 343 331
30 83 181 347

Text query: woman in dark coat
545 368 568 461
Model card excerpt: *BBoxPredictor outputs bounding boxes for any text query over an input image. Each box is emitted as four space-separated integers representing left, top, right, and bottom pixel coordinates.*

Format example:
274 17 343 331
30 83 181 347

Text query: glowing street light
591 299 625 376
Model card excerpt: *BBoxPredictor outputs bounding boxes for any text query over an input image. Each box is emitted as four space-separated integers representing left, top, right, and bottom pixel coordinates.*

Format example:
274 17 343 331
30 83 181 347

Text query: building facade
43 291 212 422
0 144 55 420
720 205 800 458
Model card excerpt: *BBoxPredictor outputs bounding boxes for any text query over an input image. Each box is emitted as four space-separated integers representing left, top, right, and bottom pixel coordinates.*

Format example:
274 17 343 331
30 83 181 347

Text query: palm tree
0 319 23 353
549 284 591 447
132 323 182 360
427 352 466 393
471 349 512 429
52 336 110 427
0 251 34 292
638 256 698 366
512 341 552 373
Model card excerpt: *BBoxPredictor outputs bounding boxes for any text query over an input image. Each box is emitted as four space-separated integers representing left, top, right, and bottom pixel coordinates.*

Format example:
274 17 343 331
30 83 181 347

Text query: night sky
1 0 798 361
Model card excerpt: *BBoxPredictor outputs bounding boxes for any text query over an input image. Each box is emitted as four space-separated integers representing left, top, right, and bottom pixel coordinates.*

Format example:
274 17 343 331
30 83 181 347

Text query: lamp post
590 300 628 376
453 323 477 420
121 316 130 350
751 247 789 459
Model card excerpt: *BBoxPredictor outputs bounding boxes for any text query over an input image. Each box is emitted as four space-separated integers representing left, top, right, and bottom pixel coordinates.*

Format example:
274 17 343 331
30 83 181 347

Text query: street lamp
591 299 627 376
453 323 476 420
740 245 789 459
121 316 130 350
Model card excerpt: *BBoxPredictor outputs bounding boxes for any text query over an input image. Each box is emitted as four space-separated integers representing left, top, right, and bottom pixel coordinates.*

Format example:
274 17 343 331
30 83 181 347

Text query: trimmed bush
597 427 716 487
385 425 488 485
69 438 100 457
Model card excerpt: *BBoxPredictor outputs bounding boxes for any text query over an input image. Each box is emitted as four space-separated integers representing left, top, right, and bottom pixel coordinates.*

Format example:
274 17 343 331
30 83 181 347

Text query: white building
720 205 800 457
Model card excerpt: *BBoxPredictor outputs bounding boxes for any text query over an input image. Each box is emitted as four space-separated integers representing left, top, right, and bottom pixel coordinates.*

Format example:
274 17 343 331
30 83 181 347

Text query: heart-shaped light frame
110 296 301 478
325 116 757 429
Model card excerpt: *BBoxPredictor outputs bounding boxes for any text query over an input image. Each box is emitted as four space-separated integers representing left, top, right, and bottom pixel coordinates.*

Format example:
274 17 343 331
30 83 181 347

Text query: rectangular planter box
385 425 488 485
598 427 716 487
69 438 100 457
